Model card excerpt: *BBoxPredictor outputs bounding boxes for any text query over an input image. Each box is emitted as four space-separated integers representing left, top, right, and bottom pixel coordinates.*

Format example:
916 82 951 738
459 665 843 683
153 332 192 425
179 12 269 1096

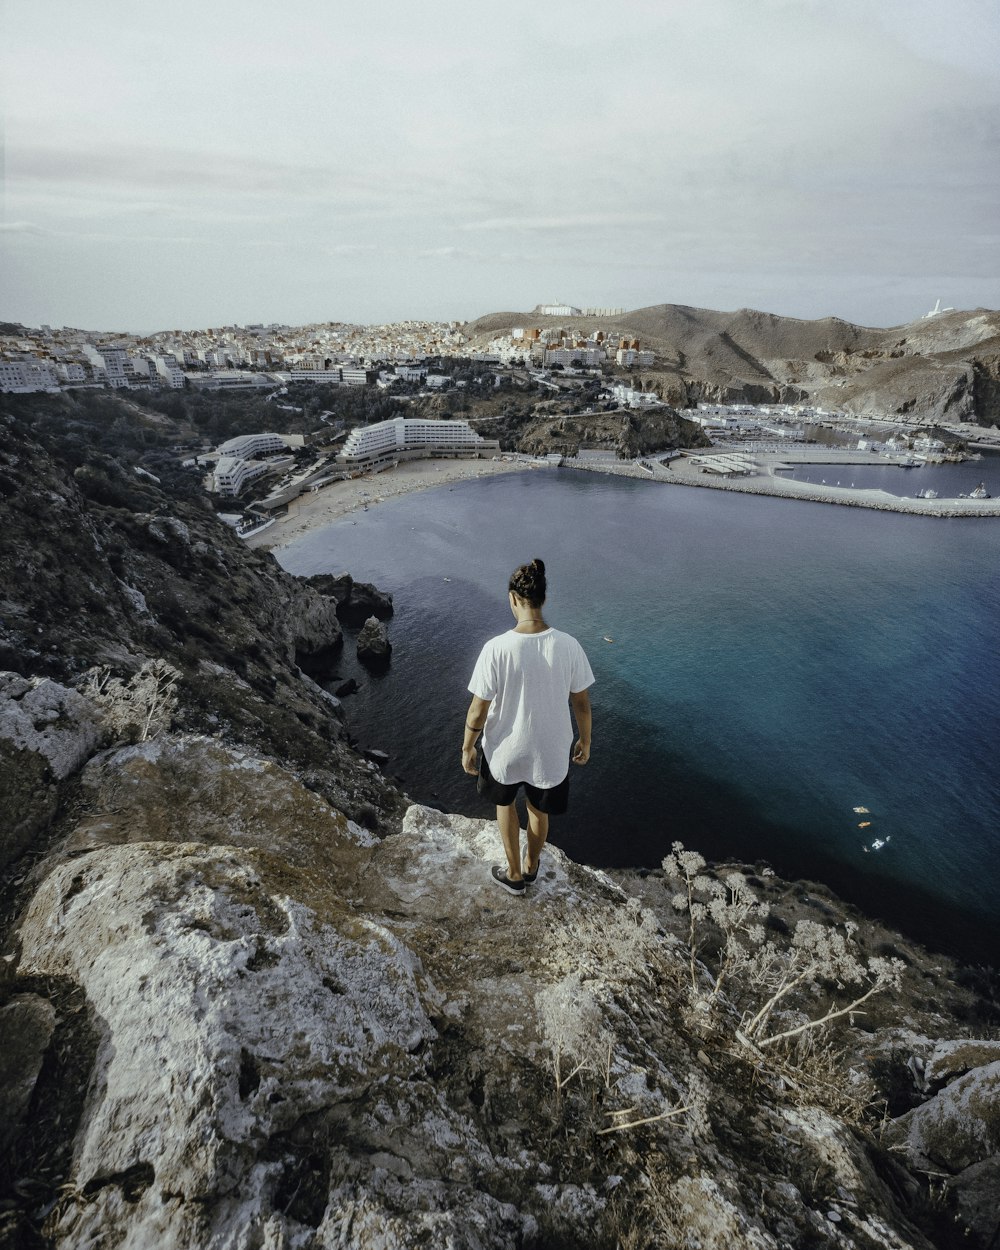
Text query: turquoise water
279 469 1000 963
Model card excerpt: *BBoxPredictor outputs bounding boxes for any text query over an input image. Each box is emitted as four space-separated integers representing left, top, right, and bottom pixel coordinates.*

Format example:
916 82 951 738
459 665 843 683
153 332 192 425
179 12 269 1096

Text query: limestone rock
0 754 960 1249
0 672 101 868
356 616 391 669
887 1058 1000 1172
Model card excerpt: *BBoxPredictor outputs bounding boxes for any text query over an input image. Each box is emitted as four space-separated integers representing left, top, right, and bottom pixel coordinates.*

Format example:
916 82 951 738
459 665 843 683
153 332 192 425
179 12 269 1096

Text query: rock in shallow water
356 616 391 669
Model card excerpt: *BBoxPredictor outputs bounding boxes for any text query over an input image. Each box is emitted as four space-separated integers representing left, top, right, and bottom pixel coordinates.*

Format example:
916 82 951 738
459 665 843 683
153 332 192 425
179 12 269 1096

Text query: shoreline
244 456 537 551
247 448 1000 553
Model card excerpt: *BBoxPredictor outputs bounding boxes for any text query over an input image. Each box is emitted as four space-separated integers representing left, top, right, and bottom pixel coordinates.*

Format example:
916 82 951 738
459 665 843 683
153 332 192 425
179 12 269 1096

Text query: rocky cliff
466 305 1000 426
2 393 999 1250
513 409 710 460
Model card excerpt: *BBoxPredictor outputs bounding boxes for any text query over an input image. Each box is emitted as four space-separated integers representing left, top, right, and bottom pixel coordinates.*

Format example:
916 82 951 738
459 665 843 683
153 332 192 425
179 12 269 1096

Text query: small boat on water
603 636 614 643
915 487 939 500
969 482 991 499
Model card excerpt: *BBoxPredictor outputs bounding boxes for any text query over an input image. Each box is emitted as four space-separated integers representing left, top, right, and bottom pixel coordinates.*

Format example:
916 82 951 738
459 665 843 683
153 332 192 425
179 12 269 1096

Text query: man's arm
570 689 592 765
462 695 491 775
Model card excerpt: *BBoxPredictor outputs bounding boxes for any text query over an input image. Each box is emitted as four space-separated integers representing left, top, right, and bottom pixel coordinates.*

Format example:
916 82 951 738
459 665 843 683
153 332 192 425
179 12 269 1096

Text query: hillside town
0 307 657 395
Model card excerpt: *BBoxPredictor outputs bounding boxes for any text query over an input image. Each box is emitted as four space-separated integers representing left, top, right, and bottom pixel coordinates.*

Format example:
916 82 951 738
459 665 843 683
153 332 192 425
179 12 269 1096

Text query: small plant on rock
82 658 180 743
662 842 905 1053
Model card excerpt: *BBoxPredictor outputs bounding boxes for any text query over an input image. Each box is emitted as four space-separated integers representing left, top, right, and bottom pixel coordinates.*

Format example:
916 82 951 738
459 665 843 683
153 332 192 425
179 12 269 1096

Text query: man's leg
524 798 549 874
496 802 523 880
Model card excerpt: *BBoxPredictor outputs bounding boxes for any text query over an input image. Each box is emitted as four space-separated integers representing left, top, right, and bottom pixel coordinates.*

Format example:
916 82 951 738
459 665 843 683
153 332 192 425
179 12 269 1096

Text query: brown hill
465 305 1000 425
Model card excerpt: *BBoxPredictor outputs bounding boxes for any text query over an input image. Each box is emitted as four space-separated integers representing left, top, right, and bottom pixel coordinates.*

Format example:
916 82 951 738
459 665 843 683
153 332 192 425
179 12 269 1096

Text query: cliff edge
1 392 998 1249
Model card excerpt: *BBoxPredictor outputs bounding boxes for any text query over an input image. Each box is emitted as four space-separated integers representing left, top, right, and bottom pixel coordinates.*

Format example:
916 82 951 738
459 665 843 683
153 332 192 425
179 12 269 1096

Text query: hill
465 305 1000 425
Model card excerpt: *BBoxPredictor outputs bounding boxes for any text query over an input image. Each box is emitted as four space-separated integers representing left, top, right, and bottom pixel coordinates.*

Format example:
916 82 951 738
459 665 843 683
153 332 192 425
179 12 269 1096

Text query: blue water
279 469 1000 964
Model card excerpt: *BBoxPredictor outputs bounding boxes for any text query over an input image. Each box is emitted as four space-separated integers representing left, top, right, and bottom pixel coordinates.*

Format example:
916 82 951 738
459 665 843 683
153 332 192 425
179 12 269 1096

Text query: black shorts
477 752 570 815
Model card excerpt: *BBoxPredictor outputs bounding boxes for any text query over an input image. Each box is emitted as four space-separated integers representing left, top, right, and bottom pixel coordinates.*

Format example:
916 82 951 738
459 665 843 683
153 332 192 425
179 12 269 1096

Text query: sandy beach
245 457 537 550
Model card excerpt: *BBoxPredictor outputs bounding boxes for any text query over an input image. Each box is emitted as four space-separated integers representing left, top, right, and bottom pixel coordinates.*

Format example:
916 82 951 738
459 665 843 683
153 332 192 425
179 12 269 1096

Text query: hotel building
339 418 499 471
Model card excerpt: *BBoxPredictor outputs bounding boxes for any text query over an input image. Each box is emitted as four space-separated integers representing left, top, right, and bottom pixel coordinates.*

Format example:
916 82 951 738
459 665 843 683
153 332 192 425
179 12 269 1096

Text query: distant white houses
610 383 661 409
339 417 499 471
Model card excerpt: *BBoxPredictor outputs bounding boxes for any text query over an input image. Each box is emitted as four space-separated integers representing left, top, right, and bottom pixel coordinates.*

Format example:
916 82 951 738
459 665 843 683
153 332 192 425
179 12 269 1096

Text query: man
462 558 594 894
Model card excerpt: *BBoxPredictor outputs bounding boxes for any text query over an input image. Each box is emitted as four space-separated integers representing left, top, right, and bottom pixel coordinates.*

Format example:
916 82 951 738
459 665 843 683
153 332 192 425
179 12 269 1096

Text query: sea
277 461 1000 966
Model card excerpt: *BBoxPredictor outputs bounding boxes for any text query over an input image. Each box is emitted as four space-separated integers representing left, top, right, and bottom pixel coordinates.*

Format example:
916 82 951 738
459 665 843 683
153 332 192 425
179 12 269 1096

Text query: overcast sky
2 0 998 332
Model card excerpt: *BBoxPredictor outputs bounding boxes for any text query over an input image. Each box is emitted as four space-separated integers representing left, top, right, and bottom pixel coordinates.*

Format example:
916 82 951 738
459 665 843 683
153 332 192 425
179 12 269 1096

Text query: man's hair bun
509 558 547 608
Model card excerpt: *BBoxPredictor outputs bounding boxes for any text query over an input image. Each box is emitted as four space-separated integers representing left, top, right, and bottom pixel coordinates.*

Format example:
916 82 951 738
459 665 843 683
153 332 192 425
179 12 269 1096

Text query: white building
615 348 655 367
55 362 88 384
339 418 498 470
152 354 185 388
0 359 60 392
216 433 289 458
83 345 130 389
272 366 371 386
544 346 605 367
212 457 275 496
187 371 272 390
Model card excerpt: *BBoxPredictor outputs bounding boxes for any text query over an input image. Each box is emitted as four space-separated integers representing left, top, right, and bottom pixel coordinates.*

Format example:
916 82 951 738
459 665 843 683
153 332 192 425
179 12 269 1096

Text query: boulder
887 1058 1000 1172
946 1155 1000 1247
334 677 359 698
357 616 392 670
0 673 102 869
284 582 343 665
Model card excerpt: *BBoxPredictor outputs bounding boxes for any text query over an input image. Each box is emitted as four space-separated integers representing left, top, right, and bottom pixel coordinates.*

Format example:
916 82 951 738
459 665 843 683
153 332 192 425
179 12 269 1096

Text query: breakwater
563 452 1000 517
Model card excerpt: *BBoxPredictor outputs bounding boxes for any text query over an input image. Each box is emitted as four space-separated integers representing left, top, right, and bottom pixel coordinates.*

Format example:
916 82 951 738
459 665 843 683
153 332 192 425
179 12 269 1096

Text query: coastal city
4 305 999 530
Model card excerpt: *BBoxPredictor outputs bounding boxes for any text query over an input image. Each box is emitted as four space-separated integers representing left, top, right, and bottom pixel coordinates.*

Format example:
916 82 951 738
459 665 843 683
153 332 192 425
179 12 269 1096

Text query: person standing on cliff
462 558 594 895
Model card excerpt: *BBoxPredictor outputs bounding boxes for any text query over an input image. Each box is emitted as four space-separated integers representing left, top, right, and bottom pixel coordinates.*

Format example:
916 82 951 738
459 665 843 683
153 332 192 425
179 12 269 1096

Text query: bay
278 469 1000 964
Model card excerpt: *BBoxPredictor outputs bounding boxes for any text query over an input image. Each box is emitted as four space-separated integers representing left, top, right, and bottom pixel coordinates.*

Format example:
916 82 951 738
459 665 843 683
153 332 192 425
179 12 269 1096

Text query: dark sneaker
521 856 540 884
491 865 526 895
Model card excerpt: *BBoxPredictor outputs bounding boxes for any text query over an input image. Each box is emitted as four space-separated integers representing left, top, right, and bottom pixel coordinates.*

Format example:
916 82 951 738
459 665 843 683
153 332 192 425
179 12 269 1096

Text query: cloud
0 220 52 235
462 214 663 233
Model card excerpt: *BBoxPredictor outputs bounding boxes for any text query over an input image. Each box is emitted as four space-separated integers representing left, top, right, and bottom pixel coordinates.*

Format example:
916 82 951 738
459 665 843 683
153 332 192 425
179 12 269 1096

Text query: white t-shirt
468 627 595 789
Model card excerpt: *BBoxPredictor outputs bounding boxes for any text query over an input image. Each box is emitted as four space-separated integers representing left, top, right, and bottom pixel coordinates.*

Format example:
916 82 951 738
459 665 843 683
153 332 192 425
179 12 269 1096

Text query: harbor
643 447 1000 517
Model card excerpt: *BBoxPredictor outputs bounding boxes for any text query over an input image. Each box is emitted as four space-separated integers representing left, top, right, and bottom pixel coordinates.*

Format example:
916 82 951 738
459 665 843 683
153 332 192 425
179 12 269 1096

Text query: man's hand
572 739 590 765
462 746 479 776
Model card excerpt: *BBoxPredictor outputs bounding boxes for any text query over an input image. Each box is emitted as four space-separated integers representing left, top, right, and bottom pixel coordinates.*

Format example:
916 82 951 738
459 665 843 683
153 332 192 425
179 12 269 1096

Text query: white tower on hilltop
922 298 955 319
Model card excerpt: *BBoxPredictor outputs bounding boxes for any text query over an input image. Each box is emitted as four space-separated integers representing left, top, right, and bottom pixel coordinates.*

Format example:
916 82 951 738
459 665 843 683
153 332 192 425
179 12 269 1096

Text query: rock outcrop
357 616 392 669
0 673 102 868
5 746 1000 1248
307 573 395 625
515 409 710 460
